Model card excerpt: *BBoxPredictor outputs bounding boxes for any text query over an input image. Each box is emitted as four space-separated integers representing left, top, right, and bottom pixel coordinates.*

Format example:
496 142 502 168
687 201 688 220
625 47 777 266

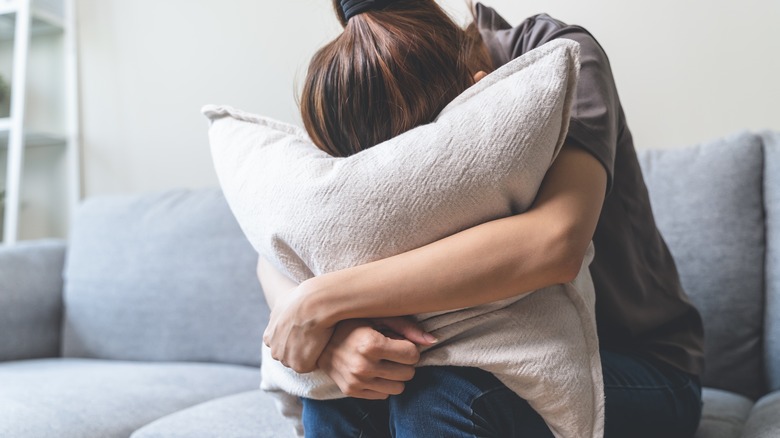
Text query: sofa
0 130 778 438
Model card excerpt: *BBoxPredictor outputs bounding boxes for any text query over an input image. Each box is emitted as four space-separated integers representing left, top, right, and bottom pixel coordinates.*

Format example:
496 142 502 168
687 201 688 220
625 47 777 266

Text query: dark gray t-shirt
476 4 705 376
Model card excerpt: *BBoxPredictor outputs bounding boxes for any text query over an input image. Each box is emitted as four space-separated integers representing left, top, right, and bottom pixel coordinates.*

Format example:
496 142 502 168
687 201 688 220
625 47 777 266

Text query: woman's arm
307 145 605 321
258 257 436 343
265 145 607 372
256 257 295 309
258 257 437 393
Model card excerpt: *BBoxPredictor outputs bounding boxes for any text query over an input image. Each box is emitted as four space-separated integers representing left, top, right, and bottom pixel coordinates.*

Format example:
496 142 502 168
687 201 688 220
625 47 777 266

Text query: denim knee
389 366 551 438
302 397 390 438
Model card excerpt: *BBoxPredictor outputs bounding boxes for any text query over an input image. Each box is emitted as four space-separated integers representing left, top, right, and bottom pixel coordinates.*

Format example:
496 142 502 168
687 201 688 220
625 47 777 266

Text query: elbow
556 254 584 284
549 227 590 285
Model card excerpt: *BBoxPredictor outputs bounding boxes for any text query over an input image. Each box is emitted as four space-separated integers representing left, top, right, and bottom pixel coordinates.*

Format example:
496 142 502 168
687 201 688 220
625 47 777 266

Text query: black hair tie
340 0 397 21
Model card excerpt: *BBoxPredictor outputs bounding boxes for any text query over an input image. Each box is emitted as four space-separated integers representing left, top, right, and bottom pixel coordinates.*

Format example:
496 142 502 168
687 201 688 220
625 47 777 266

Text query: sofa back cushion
62 189 268 367
637 132 766 399
0 240 66 361
763 131 780 392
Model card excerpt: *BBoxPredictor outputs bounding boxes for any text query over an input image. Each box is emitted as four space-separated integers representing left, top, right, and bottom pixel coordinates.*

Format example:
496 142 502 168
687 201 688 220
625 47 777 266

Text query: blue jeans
301 350 703 437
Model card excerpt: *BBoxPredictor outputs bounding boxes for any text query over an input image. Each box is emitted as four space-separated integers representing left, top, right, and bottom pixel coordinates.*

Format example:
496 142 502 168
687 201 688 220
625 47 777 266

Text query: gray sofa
0 130 778 437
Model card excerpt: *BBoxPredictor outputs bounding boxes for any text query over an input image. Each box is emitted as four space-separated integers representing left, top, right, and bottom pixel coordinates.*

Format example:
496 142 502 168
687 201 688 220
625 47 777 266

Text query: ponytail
301 0 493 157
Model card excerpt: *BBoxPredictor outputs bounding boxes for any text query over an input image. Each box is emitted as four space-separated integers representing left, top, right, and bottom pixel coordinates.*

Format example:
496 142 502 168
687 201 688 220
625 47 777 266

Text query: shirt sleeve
477 6 619 191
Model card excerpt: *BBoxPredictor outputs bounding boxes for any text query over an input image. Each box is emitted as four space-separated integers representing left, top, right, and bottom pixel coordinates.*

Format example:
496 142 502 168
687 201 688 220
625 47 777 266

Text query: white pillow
205 39 603 438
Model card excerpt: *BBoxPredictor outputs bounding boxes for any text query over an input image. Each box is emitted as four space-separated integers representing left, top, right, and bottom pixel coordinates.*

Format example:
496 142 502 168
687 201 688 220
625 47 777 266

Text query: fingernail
423 333 438 344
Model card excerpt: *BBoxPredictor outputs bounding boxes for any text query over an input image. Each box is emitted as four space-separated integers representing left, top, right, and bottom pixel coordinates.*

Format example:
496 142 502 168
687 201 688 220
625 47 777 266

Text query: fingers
264 316 334 374
283 348 319 374
340 376 407 398
331 362 412 399
358 337 420 365
371 360 417 382
318 320 421 399
344 353 416 383
372 317 438 346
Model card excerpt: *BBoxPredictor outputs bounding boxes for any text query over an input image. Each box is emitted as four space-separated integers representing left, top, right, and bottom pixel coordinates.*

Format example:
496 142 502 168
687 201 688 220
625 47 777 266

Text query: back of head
301 0 493 157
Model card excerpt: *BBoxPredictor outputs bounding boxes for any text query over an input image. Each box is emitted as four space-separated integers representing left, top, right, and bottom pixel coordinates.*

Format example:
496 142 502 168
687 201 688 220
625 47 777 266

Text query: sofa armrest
0 239 67 362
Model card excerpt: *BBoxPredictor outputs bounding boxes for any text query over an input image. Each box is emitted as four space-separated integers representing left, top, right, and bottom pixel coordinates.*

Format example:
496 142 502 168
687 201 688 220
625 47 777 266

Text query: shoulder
475 4 623 192
475 3 609 68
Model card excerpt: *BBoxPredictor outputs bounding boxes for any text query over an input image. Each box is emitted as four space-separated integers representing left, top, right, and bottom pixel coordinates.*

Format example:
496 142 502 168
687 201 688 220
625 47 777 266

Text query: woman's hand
318 317 437 399
263 282 334 374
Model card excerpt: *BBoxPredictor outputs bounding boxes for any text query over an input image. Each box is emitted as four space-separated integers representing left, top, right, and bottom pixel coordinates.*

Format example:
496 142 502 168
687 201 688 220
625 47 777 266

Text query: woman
260 0 705 436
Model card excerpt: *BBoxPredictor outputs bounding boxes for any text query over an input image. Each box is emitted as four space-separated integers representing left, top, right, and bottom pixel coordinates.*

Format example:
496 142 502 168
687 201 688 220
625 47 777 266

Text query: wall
77 0 340 197
77 0 780 198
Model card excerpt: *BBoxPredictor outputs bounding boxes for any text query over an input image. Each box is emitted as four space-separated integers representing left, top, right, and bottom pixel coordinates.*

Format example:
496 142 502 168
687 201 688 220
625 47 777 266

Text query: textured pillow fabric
637 132 766 400
206 39 603 438
208 41 577 284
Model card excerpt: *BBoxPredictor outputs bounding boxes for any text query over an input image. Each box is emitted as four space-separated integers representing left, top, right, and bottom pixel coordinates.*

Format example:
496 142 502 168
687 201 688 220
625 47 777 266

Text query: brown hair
300 0 493 157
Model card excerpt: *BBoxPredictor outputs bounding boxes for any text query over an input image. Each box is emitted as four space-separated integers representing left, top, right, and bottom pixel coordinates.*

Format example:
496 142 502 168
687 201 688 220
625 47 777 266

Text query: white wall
77 0 340 197
77 0 780 198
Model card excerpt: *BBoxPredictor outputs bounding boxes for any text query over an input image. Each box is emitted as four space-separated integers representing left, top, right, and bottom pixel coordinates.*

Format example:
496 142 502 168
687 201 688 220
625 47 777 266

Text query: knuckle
348 361 370 377
355 341 375 356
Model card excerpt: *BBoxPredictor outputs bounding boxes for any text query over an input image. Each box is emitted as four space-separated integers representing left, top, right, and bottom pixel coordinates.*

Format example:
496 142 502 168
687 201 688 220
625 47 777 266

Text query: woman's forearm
305 208 570 323
257 256 298 310
302 146 607 327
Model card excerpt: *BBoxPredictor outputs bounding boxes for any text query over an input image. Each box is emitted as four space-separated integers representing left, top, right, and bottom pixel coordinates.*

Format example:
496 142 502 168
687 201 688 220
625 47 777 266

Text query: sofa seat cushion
131 390 290 438
741 390 780 438
0 358 261 438
694 388 754 438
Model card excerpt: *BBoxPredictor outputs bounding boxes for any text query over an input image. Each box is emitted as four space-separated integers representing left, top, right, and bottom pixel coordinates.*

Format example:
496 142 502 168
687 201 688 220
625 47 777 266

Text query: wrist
297 274 344 328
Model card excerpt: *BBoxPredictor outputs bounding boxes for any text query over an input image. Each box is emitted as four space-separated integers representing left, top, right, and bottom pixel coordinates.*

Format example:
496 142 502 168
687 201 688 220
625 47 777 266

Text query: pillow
205 39 603 438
